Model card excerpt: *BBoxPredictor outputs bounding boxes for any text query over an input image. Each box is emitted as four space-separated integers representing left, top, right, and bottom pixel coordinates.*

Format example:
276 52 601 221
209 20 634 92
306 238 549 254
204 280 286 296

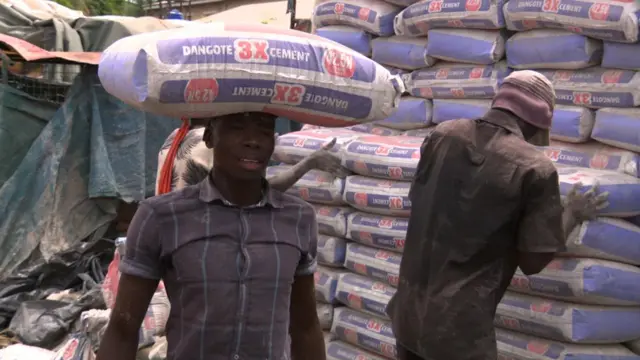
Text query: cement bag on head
375 96 433 130
506 29 603 70
344 243 401 286
98 23 403 125
347 212 407 253
317 302 335 330
312 0 401 36
326 341 388 360
315 205 354 237
503 0 640 43
540 141 640 178
408 61 510 99
627 339 640 355
331 307 397 359
272 128 359 164
603 42 640 71
318 234 348 267
394 0 505 37
509 257 640 306
315 266 347 304
342 135 423 181
558 167 640 217
336 273 395 318
343 176 412 216
315 25 373 56
266 165 346 205
497 328 640 360
426 29 505 65
51 333 95 360
550 105 595 143
0 344 54 360
537 68 640 108
402 128 436 137
371 36 436 70
346 123 402 136
496 292 640 343
565 217 640 266
593 108 640 153
432 99 491 123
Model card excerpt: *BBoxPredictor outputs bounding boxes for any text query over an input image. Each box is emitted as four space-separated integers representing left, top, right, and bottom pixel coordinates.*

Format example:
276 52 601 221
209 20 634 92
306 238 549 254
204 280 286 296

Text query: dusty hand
563 182 609 221
306 138 350 178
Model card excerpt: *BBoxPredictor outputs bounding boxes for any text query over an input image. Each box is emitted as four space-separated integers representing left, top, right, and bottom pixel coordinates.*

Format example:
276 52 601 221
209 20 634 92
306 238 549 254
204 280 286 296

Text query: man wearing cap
386 70 609 360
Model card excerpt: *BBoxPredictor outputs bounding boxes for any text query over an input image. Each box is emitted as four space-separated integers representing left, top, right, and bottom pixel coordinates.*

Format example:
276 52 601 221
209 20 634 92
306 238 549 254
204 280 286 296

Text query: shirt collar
481 108 525 140
198 175 284 209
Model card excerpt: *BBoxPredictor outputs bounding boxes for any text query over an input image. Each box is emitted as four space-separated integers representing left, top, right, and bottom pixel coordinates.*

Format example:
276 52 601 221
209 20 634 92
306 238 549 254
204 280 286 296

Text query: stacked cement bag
269 128 360 342
325 134 423 359
390 0 510 126
313 0 436 137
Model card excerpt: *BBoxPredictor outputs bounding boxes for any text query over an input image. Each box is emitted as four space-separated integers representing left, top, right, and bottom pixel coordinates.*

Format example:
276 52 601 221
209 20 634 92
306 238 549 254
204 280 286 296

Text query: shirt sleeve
516 168 566 253
119 202 164 280
295 205 318 277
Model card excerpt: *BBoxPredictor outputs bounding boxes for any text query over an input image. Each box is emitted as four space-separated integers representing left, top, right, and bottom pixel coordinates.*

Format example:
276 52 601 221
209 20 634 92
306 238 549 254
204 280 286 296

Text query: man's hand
564 182 609 222
306 138 350 178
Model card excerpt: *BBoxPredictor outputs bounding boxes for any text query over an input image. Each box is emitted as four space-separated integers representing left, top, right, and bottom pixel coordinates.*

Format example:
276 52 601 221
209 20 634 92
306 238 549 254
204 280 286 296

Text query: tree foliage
54 0 144 16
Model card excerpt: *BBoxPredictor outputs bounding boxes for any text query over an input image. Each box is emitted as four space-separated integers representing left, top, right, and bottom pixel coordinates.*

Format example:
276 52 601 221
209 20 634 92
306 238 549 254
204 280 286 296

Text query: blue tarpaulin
0 68 175 277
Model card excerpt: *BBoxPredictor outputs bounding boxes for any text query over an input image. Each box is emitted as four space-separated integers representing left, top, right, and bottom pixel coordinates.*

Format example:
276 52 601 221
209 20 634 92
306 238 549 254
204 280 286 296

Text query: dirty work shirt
386 109 566 360
120 177 318 360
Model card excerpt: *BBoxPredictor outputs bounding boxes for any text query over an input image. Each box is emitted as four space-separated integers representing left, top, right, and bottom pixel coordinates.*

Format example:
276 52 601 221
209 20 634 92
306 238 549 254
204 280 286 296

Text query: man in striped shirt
98 113 327 360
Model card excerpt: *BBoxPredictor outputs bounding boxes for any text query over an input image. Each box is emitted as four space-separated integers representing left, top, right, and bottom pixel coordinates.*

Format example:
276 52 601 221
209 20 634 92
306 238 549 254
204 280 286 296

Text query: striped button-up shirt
120 177 318 360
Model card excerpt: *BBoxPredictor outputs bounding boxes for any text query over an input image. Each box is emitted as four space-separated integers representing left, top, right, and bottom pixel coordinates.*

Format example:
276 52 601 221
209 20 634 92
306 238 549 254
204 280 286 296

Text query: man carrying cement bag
386 71 609 360
97 113 327 360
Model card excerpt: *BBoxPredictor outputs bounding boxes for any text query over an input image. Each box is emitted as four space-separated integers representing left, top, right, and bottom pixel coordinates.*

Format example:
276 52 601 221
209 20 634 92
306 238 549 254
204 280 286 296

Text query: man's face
207 113 276 179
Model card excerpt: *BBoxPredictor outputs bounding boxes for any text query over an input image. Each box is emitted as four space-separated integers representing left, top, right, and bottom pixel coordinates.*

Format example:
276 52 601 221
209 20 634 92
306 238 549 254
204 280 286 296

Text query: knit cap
492 70 556 130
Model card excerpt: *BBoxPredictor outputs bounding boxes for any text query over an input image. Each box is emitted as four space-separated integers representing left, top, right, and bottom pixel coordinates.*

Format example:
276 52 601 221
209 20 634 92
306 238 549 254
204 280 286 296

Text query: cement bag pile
331 307 397 359
315 26 373 56
272 128 360 164
503 0 640 43
497 328 640 359
326 341 388 360
496 292 640 343
406 62 511 100
541 141 640 179
313 3 438 138
593 108 640 153
266 165 345 205
342 135 423 181
326 134 417 358
432 99 491 124
98 23 404 126
549 105 596 143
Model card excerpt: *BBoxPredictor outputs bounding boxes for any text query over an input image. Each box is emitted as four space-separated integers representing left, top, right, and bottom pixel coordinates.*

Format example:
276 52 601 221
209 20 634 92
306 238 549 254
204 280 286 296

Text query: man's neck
209 170 264 207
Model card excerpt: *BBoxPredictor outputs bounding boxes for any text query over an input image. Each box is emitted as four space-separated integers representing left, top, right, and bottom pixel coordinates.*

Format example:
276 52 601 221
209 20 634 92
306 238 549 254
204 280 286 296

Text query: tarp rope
157 117 190 195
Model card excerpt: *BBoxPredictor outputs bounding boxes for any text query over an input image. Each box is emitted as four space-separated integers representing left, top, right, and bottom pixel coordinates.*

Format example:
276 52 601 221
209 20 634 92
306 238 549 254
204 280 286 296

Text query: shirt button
234 355 239 360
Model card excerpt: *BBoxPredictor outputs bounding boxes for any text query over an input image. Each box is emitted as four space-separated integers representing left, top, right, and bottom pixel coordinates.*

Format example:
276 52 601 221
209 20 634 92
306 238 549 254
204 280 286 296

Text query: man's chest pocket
243 240 304 283
170 236 240 283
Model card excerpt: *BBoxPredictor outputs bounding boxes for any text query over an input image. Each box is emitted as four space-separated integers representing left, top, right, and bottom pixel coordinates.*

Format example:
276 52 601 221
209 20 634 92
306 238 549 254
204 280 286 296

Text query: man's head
204 112 276 179
491 70 555 146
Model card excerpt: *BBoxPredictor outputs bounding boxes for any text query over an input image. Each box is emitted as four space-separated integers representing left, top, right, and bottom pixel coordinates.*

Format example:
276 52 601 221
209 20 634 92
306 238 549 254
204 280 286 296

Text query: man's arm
97 203 164 360
289 207 326 360
268 138 348 192
516 169 567 275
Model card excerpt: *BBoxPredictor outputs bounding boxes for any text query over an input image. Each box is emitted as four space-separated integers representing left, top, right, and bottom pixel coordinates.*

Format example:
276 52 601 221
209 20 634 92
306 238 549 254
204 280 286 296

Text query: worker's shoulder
139 185 202 216
435 119 555 174
276 190 315 217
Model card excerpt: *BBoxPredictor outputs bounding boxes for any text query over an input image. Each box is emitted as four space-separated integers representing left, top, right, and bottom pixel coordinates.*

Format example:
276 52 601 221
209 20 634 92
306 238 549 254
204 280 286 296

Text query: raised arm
289 206 326 360
268 138 349 192
97 203 163 360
